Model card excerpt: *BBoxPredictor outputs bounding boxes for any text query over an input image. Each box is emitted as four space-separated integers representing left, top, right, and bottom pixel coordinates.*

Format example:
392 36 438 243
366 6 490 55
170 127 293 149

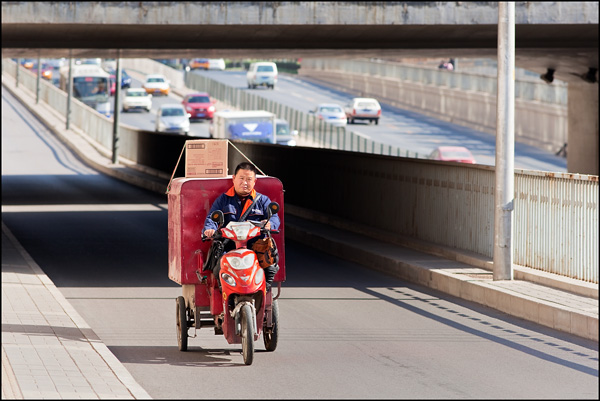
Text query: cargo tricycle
167 176 285 365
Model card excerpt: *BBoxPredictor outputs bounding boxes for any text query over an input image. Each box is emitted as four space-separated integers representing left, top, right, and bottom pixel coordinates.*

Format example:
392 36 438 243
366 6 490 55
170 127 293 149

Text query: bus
59 64 111 117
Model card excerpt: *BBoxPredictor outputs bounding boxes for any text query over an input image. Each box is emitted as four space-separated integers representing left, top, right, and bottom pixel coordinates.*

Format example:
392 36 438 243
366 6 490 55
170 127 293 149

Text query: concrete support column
567 82 599 175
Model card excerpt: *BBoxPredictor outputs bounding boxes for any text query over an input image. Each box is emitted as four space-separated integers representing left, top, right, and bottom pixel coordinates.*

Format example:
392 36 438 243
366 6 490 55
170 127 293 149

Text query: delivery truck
209 110 276 144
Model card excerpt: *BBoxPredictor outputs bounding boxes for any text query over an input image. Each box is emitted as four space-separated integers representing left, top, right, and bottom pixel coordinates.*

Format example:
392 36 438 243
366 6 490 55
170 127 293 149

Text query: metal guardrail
301 58 569 106
3 58 597 284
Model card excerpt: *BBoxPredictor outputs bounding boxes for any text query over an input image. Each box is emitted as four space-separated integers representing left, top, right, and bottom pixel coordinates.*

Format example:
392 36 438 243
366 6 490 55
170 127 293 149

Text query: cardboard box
184 139 228 178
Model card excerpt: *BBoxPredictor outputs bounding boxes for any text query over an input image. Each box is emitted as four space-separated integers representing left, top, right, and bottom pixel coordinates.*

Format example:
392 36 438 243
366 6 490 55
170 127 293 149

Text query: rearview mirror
267 202 280 219
210 210 224 227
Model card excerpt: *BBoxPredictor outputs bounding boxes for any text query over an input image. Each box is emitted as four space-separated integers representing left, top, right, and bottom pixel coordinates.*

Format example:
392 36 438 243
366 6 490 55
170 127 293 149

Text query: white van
246 62 278 89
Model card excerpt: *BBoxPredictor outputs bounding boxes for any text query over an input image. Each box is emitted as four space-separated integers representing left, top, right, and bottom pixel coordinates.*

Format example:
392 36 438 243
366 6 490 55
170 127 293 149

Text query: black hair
234 162 258 176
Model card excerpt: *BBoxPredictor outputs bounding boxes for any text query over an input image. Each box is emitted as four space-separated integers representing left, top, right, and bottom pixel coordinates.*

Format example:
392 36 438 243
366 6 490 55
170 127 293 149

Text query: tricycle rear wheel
263 298 279 352
176 296 188 351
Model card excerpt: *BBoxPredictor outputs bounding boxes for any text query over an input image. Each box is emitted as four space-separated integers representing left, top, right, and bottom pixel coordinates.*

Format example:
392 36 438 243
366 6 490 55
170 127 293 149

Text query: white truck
210 110 276 144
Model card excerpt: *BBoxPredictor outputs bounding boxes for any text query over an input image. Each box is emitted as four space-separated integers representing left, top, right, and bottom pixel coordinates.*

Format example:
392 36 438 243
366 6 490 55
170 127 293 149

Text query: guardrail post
36 54 41 104
112 53 122 164
66 53 73 131
15 58 20 88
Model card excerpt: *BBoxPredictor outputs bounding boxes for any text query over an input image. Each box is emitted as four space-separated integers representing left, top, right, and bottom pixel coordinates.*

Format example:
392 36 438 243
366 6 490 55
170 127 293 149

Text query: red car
109 75 116 96
182 92 216 121
428 146 476 164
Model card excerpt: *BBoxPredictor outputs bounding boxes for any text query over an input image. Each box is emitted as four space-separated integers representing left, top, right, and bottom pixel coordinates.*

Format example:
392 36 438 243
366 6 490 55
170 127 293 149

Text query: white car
122 88 152 113
207 58 226 70
155 104 191 134
246 61 278 89
310 103 347 127
344 97 382 125
143 74 170 96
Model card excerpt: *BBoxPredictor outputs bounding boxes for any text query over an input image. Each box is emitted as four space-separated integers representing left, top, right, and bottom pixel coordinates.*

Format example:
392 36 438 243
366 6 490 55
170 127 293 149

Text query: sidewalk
2 68 598 399
1 223 152 400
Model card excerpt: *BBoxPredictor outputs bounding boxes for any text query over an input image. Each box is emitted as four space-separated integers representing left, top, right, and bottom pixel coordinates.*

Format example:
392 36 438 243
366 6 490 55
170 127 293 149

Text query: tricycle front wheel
176 296 188 351
241 304 255 365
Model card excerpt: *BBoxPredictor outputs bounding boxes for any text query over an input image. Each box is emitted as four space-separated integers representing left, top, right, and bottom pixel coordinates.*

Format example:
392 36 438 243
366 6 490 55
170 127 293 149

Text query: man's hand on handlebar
203 229 216 238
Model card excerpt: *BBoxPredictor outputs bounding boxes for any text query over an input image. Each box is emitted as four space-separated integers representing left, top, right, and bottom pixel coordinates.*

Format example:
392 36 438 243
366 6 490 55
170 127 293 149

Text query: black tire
241 304 255 365
375 119 379 125
263 298 279 352
176 296 188 351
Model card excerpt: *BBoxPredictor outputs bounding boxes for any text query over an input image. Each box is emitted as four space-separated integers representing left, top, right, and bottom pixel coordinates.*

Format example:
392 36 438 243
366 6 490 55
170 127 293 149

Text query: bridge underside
2 23 598 84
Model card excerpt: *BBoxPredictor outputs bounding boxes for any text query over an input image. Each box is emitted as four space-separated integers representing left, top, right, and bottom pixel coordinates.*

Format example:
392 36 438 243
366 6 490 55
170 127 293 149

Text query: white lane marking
1 204 169 212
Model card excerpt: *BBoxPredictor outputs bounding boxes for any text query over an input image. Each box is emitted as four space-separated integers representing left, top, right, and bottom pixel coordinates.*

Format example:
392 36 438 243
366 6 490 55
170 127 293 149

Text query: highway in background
2 86 597 399
112 66 567 173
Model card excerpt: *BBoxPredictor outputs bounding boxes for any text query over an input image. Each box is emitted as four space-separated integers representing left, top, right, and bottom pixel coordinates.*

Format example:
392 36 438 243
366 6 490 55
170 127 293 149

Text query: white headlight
225 254 254 270
221 273 236 286
254 267 264 285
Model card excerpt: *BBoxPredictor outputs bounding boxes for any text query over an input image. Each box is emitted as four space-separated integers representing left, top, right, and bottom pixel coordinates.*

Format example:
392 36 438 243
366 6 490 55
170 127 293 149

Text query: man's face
233 169 256 197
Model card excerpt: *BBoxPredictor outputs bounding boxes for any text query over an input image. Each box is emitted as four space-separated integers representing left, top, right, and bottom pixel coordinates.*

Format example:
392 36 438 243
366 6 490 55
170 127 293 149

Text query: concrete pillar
567 82 599 175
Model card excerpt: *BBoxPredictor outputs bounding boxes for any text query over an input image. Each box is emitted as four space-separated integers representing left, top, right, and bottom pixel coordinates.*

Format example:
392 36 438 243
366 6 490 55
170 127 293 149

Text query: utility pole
493 2 515 281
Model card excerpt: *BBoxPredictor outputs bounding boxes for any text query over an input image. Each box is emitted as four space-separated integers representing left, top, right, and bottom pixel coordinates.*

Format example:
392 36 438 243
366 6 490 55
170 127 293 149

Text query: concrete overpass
1 1 598 174
2 1 598 84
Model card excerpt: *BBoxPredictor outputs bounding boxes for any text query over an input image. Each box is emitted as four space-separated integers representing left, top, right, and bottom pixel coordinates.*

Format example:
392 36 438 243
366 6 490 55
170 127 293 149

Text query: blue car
107 68 132 89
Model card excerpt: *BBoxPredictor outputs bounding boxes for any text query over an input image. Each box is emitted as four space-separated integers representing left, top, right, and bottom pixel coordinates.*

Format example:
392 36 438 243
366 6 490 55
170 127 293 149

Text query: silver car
275 119 298 146
155 104 191 134
310 103 347 127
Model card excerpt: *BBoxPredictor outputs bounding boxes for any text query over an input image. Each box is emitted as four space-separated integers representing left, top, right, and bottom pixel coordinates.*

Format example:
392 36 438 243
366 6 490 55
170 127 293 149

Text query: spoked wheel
176 296 188 351
241 304 255 365
263 298 279 352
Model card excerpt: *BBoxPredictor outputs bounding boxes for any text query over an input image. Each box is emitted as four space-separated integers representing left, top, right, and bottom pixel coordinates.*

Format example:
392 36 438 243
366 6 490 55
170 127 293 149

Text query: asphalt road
2 84 598 399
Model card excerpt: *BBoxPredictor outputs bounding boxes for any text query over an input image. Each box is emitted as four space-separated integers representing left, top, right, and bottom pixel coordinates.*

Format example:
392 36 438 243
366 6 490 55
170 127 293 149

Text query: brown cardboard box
184 139 228 178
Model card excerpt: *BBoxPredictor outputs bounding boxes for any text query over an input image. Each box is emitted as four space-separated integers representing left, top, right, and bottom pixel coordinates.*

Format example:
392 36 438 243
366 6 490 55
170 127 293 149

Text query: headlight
254 268 264 285
225 254 255 270
221 273 236 286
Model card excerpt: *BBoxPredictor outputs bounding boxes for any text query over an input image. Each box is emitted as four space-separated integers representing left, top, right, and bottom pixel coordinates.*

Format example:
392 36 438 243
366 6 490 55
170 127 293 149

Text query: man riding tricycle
167 162 285 365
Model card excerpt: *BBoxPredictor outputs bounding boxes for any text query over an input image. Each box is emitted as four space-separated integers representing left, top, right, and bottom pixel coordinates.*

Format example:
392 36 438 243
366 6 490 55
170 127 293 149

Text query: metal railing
301 58 568 105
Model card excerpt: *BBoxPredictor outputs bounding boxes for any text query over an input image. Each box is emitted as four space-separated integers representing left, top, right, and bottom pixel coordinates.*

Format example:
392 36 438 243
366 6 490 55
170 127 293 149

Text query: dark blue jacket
203 186 280 233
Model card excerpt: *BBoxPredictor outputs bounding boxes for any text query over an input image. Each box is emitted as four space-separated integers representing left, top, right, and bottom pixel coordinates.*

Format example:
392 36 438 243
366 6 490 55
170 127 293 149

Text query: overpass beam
567 82 599 175
493 2 515 281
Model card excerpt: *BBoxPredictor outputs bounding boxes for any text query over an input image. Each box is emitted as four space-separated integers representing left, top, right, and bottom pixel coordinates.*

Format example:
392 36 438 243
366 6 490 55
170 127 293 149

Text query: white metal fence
301 58 569 105
3 58 597 283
